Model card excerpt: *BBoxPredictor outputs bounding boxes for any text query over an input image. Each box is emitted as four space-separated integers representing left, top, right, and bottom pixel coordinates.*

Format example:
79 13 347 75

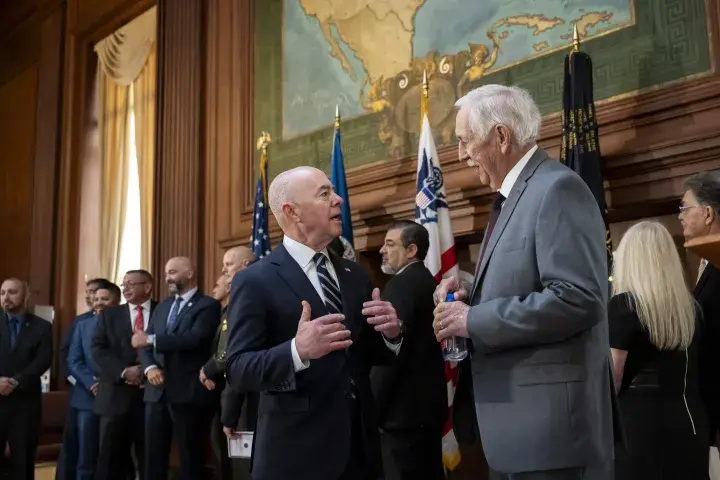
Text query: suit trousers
493 462 613 480
95 399 144 480
209 406 252 480
379 425 444 480
0 402 40 480
145 401 211 480
75 410 100 480
55 402 79 480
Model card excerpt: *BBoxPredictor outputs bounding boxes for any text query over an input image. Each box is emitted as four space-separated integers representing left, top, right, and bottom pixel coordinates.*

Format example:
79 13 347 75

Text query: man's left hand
433 301 470 341
362 288 401 339
0 377 16 396
131 329 149 348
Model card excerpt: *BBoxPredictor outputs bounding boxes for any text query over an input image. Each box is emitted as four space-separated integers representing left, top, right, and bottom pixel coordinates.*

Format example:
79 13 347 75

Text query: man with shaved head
226 166 403 480
222 246 255 280
132 257 222 479
0 278 53 478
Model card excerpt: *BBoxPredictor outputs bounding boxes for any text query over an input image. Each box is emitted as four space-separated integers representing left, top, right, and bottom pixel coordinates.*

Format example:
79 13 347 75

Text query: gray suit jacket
468 148 614 474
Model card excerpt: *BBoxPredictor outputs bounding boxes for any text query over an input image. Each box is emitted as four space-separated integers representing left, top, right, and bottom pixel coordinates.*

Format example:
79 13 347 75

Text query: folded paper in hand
228 431 253 459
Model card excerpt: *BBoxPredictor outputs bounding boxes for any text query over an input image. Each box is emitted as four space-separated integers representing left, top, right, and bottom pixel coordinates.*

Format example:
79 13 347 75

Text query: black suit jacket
139 292 222 405
226 244 394 480
694 262 720 442
92 302 157 416
371 262 446 430
0 312 52 407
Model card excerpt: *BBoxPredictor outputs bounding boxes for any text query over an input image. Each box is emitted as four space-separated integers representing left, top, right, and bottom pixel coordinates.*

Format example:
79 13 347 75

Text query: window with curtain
115 97 143 286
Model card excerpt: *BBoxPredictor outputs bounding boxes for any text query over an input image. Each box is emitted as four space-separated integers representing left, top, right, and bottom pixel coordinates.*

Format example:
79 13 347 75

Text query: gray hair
268 170 292 223
455 84 541 146
684 171 720 215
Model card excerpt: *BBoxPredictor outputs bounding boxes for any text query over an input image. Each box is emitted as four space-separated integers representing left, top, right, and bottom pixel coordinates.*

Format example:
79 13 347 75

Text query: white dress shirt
498 144 538 203
283 236 400 372
127 299 152 331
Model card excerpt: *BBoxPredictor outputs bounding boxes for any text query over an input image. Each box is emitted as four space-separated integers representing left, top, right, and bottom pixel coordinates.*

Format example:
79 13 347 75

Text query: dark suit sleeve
13 319 52 390
154 301 221 352
203 355 222 382
220 385 245 429
68 322 95 391
226 270 296 393
60 317 79 380
139 310 159 371
356 276 396 367
92 311 127 382
468 173 607 352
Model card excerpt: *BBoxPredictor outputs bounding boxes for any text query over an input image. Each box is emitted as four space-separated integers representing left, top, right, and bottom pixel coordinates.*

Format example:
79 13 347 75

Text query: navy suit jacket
60 310 94 386
139 292 221 404
226 244 394 480
68 315 100 410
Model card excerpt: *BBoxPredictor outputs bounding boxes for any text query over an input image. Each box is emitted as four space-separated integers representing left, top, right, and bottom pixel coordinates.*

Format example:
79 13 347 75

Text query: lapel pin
187 302 193 308
344 268 351 272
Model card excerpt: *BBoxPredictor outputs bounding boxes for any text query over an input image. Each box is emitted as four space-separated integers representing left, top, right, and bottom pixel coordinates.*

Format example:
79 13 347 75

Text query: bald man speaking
133 257 222 480
226 166 403 480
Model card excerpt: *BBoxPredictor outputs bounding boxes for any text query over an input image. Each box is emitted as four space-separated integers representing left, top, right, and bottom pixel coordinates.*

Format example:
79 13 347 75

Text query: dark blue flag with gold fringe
250 132 272 259
560 31 613 275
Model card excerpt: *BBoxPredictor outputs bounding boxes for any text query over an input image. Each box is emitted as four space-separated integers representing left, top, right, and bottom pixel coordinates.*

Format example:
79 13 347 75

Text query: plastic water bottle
441 292 468 361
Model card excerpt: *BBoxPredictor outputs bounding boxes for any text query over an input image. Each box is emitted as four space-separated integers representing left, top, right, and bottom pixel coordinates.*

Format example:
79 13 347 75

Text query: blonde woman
610 220 708 479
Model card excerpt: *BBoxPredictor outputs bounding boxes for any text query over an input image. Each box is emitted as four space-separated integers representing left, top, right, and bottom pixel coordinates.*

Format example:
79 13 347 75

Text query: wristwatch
384 318 404 344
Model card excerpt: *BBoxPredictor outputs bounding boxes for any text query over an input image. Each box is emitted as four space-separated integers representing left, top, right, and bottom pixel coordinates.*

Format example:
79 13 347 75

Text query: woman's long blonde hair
612 220 696 350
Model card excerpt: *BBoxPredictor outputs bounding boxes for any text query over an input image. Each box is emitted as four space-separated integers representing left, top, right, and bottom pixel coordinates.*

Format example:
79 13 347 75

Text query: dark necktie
166 297 183 329
475 192 506 278
8 316 19 348
313 253 343 314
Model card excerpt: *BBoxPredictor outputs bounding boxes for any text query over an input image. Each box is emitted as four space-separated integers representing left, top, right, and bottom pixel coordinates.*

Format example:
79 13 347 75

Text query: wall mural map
283 0 634 152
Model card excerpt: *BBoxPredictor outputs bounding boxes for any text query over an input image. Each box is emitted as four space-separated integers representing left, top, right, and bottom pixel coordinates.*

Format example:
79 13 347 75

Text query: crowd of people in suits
2 84 720 480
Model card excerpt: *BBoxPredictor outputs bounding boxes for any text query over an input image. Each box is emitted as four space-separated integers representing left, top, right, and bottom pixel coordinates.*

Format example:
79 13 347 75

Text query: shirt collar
7 312 25 322
128 300 152 311
396 260 419 275
498 145 538 199
283 235 330 270
175 287 197 303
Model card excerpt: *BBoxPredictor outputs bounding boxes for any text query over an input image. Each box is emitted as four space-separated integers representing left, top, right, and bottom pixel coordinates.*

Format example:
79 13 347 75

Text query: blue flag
330 127 353 246
250 149 271 258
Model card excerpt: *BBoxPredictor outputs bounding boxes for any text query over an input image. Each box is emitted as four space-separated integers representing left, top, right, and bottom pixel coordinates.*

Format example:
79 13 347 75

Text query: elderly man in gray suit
433 84 614 480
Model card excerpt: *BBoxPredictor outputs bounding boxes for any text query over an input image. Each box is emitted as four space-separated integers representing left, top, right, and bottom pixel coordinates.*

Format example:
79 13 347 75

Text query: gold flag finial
256 131 271 153
572 25 580 52
335 104 340 129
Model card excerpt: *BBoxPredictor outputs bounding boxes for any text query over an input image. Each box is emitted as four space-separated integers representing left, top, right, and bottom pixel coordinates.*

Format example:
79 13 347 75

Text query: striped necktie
313 253 343 314
697 258 708 285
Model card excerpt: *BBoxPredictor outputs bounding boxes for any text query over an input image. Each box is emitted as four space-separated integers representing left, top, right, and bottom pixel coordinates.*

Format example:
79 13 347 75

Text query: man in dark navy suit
0 278 53 479
68 281 121 480
226 166 404 480
93 270 156 480
134 257 221 480
56 277 107 480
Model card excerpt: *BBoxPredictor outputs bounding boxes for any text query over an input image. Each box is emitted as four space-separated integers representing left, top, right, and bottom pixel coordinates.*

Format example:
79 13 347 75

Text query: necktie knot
492 192 506 212
313 252 327 267
135 305 143 313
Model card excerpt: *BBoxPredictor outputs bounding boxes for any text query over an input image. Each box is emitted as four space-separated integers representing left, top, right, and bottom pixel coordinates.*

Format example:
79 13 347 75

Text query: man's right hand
123 366 143 386
0 377 14 396
433 276 468 305
294 301 352 361
146 367 164 386
90 383 99 396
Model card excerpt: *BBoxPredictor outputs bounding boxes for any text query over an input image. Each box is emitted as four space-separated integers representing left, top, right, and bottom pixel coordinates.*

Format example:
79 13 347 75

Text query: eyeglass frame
120 281 150 289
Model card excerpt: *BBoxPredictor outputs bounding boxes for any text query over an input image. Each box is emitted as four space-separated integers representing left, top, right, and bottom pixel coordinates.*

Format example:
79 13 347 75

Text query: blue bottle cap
444 292 454 302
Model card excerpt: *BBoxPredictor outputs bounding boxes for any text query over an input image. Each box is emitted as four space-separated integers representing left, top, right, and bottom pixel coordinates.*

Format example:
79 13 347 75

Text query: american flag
250 142 271 258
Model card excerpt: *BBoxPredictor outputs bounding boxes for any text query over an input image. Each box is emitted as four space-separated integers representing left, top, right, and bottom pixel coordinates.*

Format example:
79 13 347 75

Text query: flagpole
572 24 580 52
421 69 429 121
335 104 340 129
256 131 271 203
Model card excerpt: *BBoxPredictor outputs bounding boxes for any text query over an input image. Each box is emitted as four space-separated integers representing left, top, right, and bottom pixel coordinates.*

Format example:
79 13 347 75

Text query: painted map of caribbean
282 0 634 140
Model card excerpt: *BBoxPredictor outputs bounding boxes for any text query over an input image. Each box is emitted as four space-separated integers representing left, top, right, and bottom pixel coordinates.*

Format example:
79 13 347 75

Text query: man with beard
202 247 256 480
133 257 221 480
93 270 156 480
371 221 446 480
68 281 121 480
0 278 53 479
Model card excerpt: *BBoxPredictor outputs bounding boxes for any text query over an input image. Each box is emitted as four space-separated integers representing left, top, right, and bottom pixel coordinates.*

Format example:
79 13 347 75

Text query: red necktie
134 305 144 332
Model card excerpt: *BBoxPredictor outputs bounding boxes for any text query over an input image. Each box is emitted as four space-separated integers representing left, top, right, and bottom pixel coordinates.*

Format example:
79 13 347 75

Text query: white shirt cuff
144 365 158 376
291 338 310 372
383 337 402 355
67 375 76 386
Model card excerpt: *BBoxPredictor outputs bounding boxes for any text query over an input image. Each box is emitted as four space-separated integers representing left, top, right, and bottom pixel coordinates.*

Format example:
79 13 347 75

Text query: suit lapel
154 300 170 335
272 245 329 318
169 292 200 333
471 149 547 300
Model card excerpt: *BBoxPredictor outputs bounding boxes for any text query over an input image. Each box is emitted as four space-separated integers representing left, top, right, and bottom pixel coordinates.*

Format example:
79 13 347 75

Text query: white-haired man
433 85 615 479
226 166 403 480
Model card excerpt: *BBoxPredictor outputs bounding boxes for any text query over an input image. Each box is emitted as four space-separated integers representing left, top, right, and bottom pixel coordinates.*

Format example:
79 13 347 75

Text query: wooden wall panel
152 0 205 293
0 66 39 284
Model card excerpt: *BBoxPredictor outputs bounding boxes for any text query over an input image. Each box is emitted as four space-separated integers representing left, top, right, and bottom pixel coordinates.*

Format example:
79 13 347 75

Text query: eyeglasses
120 281 149 289
679 204 703 213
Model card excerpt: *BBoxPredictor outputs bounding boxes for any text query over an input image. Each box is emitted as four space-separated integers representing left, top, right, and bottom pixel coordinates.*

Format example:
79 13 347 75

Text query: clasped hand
432 277 470 341
0 377 17 396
